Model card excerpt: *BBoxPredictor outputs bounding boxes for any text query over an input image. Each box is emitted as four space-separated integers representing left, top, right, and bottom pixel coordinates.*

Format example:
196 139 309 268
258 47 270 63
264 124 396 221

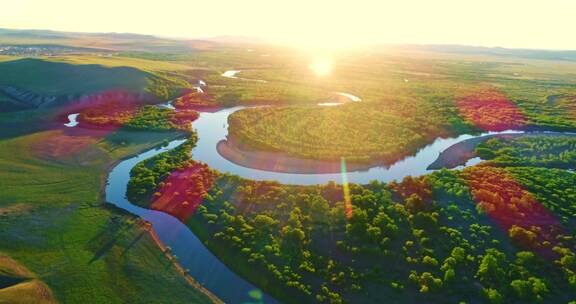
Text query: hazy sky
2 0 576 50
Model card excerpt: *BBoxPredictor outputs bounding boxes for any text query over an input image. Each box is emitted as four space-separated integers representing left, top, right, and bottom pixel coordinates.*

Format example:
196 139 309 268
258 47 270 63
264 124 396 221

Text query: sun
310 58 333 76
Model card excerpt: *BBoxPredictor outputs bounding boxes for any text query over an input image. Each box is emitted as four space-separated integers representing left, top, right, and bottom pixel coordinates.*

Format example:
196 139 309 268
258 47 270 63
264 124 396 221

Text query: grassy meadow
0 125 214 303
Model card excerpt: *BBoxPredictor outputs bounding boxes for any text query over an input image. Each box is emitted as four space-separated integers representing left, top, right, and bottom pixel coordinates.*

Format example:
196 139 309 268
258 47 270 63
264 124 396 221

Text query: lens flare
310 58 332 76
341 157 353 219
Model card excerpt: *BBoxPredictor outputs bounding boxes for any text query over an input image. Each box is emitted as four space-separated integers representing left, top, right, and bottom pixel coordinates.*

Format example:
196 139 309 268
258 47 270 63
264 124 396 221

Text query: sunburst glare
310 58 332 76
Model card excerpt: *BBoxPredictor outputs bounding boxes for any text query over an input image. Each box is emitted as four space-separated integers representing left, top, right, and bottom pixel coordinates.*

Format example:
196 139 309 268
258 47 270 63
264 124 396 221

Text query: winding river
106 139 278 304
221 70 267 83
104 71 575 303
103 105 542 303
191 106 526 185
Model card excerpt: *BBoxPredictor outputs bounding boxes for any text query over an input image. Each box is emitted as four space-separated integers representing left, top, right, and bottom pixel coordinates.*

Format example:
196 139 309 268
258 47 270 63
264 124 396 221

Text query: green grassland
0 253 57 303
0 55 18 62
0 92 26 112
48 54 192 72
0 127 213 303
0 55 195 110
222 51 576 163
0 58 149 95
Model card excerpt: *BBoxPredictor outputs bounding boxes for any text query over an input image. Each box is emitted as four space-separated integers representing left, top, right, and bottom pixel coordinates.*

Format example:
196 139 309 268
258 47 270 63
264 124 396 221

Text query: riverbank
427 132 576 170
0 126 215 303
94 130 224 303
217 128 459 174
186 217 299 304
105 133 279 304
145 225 224 304
189 107 525 184
217 137 377 173
427 133 522 169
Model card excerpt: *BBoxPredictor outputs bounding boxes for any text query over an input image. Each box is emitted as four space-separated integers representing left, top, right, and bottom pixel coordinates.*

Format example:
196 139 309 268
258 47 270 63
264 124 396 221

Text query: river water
105 139 278 304
63 113 79 127
104 105 530 303
191 107 523 185
107 102 576 303
103 72 571 303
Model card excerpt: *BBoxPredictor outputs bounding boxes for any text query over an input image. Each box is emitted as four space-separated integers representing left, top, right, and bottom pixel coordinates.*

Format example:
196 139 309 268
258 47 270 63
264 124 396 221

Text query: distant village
0 45 109 56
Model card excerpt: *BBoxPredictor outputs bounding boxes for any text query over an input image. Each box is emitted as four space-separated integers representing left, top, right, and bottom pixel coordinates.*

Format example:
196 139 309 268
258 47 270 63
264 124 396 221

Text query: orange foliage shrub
169 110 200 129
74 90 199 131
151 162 216 221
456 88 527 131
173 91 219 111
462 166 563 256
77 91 140 128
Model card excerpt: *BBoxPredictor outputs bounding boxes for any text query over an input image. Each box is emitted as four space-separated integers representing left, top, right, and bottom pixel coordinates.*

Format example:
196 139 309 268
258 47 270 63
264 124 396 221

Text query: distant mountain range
405 44 576 62
1 28 576 61
0 28 217 52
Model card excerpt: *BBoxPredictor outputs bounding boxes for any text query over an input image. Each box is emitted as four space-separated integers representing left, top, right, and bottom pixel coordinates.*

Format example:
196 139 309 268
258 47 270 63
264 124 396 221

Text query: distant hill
4 28 575 61
0 28 218 52
403 44 576 62
0 58 150 95
0 55 197 111
205 35 269 45
0 58 153 109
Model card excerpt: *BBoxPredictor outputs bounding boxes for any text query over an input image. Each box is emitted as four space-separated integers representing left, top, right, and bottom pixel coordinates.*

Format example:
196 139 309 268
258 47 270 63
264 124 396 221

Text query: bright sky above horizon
2 0 576 50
